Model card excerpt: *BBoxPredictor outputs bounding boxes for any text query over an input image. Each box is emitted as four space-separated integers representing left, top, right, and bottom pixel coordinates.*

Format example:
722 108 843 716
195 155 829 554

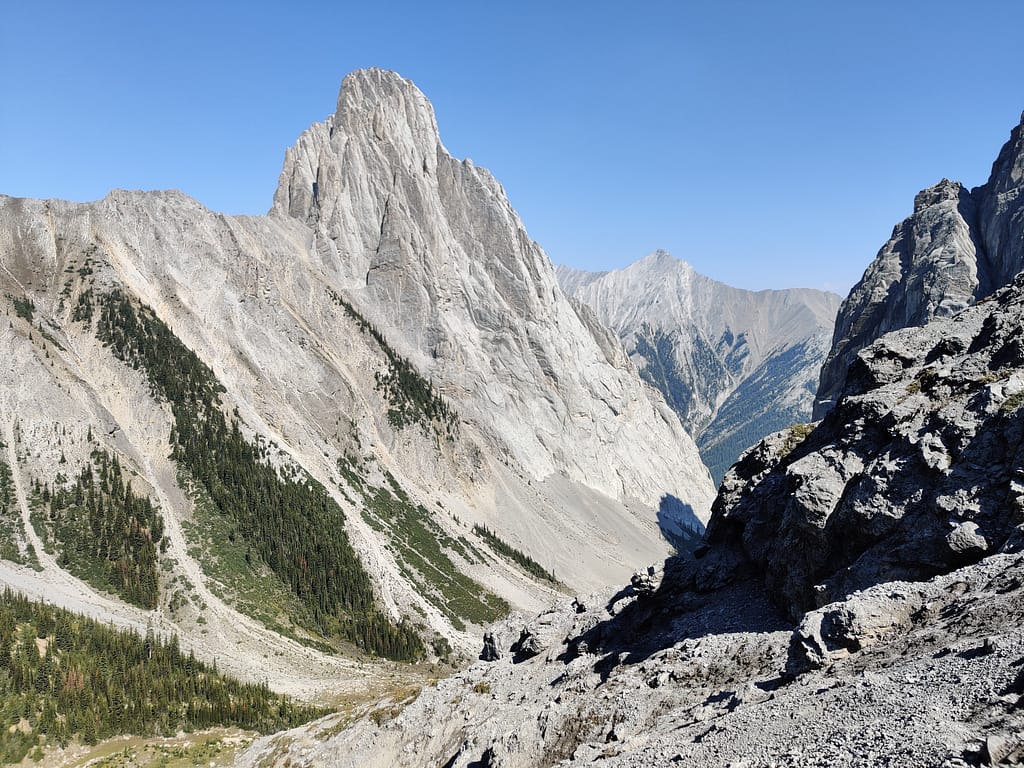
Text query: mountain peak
271 69 446 224
639 249 680 265
334 68 442 149
912 178 966 213
631 249 693 275
270 70 715 518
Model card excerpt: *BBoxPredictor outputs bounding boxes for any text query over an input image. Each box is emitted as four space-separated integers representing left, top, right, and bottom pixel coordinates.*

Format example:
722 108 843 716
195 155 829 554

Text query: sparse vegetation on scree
328 288 458 437
0 457 28 565
338 457 508 631
32 448 163 609
79 288 423 660
473 524 558 584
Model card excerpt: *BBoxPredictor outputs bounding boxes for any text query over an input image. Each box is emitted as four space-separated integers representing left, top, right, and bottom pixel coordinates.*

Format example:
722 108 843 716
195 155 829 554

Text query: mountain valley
1 69 1024 768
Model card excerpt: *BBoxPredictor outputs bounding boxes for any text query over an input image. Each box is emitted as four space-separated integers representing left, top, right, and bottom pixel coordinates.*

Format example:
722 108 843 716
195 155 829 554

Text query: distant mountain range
557 253 841 481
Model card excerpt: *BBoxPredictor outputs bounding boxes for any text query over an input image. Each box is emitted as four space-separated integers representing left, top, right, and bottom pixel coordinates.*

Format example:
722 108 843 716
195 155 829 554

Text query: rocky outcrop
558 252 840 481
708 272 1024 618
815 112 1024 418
272 70 715 519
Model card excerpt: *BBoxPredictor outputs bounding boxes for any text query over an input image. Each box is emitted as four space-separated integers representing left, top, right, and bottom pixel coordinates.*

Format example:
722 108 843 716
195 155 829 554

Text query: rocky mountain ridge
271 69 714 518
249 202 1024 768
815 111 1024 417
0 69 714 696
557 252 840 480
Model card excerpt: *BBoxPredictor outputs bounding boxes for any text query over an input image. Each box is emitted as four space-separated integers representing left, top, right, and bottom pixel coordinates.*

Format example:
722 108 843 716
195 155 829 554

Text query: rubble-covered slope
558 252 840 481
239 552 1024 768
245 247 1024 767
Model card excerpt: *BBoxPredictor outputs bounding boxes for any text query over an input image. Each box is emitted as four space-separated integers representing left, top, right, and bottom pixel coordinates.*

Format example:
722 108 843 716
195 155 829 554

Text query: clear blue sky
2 1 1022 293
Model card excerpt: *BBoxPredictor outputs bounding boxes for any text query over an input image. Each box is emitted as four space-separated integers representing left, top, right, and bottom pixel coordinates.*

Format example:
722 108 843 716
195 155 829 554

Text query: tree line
86 288 423 660
35 449 163 609
0 588 323 764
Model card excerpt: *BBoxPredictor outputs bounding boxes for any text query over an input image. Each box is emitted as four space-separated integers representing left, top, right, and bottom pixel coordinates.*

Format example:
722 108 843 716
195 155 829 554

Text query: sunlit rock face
0 69 717 673
815 113 1024 418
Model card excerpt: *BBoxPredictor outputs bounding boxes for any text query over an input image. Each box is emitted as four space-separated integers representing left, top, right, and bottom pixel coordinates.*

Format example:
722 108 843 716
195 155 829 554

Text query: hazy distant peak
635 248 685 267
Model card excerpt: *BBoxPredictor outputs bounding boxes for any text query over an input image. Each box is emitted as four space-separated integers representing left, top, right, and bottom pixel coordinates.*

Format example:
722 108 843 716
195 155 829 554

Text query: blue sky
2 2 1022 293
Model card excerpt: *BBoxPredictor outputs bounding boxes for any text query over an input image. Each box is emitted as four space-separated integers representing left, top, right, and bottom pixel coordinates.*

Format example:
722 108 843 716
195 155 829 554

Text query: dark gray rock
815 113 1024 419
709 272 1024 618
480 631 500 662
631 565 662 596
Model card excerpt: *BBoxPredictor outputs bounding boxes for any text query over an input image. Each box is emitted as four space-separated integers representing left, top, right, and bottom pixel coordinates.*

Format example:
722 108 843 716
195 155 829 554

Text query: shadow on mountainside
657 494 706 552
558 549 792 685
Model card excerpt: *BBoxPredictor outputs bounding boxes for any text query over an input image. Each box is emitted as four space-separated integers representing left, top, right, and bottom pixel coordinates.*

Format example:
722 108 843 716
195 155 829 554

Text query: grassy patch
339 458 508 631
179 474 336 654
779 423 814 458
1001 388 1024 414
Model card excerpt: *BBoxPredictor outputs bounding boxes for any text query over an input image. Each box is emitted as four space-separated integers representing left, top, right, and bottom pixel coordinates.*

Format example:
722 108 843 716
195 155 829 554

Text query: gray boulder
709 272 1024 618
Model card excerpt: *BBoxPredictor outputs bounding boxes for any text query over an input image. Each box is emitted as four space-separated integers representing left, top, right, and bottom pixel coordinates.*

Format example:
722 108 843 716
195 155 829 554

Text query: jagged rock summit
0 68 715 691
815 111 1024 417
558 250 840 480
272 69 714 519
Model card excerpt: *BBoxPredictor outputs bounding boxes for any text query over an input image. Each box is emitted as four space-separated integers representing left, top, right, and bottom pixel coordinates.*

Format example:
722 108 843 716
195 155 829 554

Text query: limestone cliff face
557 251 840 481
0 70 716 673
815 113 1024 417
272 69 714 516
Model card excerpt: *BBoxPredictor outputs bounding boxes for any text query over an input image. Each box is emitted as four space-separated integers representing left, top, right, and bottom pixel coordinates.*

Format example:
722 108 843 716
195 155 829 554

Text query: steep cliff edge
815 112 1024 417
